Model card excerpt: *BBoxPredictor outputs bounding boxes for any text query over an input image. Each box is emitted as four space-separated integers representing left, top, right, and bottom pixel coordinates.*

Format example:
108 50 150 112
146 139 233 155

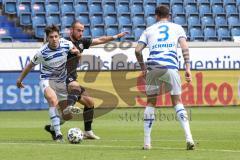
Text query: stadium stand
0 0 240 41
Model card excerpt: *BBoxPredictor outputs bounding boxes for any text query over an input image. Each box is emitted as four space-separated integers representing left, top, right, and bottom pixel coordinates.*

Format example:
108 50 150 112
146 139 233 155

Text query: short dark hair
71 20 82 28
44 24 60 37
155 5 169 18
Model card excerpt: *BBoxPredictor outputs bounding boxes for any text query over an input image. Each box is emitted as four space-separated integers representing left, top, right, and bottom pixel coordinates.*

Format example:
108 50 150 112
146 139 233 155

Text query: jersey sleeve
82 38 92 49
176 26 187 40
138 30 148 45
31 51 42 65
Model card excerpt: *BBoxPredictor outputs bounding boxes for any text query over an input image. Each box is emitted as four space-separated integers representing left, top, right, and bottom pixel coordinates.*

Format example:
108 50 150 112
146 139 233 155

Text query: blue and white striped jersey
31 38 74 81
138 21 187 70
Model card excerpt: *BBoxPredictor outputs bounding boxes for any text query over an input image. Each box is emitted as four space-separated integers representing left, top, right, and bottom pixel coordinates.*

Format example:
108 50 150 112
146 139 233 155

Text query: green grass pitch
0 107 240 160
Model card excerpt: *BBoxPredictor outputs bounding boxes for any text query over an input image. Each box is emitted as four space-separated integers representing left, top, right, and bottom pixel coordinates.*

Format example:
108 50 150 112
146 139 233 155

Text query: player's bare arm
135 42 147 77
16 62 35 88
70 46 81 57
91 31 128 46
179 37 192 83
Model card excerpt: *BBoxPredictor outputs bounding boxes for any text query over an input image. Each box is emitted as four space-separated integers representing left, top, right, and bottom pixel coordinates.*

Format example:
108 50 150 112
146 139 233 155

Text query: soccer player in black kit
45 21 128 140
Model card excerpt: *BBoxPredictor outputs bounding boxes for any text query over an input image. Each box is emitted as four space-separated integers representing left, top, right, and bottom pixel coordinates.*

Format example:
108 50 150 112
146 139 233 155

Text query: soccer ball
67 128 84 144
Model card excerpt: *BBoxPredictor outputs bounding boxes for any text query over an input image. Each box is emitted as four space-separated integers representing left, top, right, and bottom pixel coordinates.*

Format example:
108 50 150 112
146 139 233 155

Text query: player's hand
141 70 147 80
70 47 80 55
185 69 192 83
16 79 24 88
116 31 129 38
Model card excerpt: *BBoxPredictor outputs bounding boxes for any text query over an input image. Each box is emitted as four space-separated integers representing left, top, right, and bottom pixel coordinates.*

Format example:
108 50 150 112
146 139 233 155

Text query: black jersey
66 38 92 79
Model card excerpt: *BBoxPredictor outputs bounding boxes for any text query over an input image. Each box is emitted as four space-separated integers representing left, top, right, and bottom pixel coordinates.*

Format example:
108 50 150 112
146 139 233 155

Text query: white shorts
145 68 181 96
40 79 68 101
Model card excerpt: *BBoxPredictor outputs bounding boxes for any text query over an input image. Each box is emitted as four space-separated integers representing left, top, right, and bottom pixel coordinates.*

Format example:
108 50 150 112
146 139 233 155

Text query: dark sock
83 106 94 131
67 89 81 106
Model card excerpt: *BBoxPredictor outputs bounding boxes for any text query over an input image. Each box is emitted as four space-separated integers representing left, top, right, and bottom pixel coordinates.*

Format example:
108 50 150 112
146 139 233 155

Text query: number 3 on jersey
158 25 169 42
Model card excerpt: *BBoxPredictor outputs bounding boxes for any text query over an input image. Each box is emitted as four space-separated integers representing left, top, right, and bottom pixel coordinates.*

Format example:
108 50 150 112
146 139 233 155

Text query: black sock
83 106 94 131
67 89 81 106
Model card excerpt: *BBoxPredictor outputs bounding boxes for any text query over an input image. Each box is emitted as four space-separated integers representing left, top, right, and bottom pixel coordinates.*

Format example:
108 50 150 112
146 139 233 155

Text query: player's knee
81 95 94 108
48 98 58 107
147 95 157 106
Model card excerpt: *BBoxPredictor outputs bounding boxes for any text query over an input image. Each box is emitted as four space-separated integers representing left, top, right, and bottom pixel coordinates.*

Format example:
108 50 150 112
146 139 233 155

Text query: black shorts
66 74 77 85
66 74 86 94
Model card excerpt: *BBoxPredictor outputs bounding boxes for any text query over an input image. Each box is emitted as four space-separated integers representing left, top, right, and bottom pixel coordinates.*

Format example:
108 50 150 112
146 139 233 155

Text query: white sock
144 106 155 146
175 104 193 142
49 107 62 136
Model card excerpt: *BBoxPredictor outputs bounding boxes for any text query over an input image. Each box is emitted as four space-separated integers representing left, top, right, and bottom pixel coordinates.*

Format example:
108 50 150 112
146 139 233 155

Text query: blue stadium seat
144 2 156 17
60 2 74 16
91 25 104 37
90 13 104 26
119 25 132 34
170 0 183 3
223 0 236 5
132 13 145 27
203 26 217 41
211 3 224 15
199 2 211 16
34 25 45 38
214 14 227 26
61 27 70 38
185 2 198 15
17 1 31 16
184 0 196 3
227 14 239 26
89 2 102 15
197 0 209 2
83 25 91 37
118 13 131 27
225 3 237 15
4 0 17 14
46 13 60 26
61 13 75 28
187 14 200 26
131 2 144 15
104 13 118 26
231 26 240 36
190 28 204 41
32 13 46 28
74 2 88 14
45 2 60 15
59 0 74 4
31 1 45 16
106 26 118 36
157 0 169 3
75 13 90 25
117 1 130 14
237 0 240 5
20 13 32 26
103 1 116 15
133 26 145 41
217 26 231 40
171 2 184 15
201 14 214 26
146 15 156 26
210 0 222 4
173 14 186 26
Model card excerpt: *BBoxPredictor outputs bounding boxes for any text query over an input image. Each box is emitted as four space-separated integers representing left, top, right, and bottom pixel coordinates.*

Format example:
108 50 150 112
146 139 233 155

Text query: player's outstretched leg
65 88 83 115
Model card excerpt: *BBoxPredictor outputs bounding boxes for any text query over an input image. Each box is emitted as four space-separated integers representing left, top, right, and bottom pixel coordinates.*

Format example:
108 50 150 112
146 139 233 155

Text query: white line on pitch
0 142 240 153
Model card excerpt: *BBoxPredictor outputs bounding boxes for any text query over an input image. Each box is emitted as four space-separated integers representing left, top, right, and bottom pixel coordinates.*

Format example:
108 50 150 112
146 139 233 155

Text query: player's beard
72 32 81 41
